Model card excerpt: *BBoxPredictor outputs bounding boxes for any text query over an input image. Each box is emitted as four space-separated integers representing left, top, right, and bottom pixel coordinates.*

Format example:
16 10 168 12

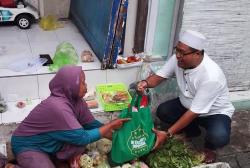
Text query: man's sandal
202 148 216 164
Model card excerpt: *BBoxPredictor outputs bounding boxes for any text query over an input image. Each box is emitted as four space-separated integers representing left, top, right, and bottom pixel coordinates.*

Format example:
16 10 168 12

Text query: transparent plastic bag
49 42 79 72
8 57 47 72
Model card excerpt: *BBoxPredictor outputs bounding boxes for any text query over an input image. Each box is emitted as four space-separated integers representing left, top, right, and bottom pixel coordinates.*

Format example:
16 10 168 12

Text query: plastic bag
39 15 63 31
8 57 47 72
111 94 155 164
49 42 79 72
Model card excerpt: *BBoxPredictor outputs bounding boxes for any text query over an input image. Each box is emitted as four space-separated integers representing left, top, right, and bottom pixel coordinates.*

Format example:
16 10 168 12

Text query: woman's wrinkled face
79 71 87 98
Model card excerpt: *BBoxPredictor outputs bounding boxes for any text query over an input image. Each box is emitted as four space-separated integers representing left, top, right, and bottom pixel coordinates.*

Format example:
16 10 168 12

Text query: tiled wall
0 67 140 101
182 0 250 90
25 0 39 9
0 67 140 124
37 67 140 100
0 76 39 101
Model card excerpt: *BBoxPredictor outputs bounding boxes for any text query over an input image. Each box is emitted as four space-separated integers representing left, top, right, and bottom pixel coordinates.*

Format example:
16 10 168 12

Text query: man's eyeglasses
174 47 197 58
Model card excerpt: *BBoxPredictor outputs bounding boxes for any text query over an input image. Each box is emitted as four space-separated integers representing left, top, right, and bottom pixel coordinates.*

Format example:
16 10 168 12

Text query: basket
96 83 132 112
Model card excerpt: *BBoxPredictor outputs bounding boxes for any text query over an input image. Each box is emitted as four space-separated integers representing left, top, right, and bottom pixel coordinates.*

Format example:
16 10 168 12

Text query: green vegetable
146 138 204 168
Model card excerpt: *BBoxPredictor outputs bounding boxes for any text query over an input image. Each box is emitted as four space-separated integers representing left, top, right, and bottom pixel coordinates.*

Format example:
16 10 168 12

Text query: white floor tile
1 99 41 124
65 39 91 57
0 20 102 77
26 24 59 43
53 21 79 33
0 76 39 101
29 40 59 58
37 74 55 99
35 63 102 77
0 69 38 77
0 26 28 43
0 41 32 69
55 22 85 42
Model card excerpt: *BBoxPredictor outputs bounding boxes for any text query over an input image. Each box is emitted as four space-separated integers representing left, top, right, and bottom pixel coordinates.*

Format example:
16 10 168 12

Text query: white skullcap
179 30 206 50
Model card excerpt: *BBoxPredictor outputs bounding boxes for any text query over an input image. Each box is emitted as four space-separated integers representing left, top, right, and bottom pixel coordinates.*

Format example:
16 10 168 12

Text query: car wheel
16 15 32 29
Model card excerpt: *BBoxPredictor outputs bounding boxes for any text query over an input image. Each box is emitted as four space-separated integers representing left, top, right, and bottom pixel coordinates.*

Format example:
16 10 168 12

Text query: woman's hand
103 130 113 140
99 118 131 140
152 128 169 150
108 118 131 130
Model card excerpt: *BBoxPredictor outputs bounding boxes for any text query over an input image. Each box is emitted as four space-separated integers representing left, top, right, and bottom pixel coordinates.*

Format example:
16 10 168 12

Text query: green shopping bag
111 94 155 163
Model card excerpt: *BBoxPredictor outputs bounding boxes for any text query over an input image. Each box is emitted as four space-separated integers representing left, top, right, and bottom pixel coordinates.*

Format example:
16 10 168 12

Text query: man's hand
152 128 169 150
136 75 165 94
136 80 148 94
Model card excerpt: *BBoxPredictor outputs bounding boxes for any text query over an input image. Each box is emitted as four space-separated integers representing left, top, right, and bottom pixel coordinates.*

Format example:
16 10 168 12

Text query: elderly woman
6 66 129 168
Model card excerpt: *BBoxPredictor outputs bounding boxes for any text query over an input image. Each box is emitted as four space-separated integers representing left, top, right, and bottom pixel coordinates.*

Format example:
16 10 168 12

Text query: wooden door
71 0 128 69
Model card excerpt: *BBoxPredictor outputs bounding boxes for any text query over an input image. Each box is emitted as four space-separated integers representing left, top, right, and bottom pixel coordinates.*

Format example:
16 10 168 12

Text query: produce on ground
79 154 94 168
96 138 112 154
146 138 204 168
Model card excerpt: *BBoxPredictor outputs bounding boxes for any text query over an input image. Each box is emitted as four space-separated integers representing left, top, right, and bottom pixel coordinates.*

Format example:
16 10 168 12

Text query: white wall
0 67 140 124
123 0 138 57
182 0 250 91
0 67 140 101
29 0 70 18
25 0 39 9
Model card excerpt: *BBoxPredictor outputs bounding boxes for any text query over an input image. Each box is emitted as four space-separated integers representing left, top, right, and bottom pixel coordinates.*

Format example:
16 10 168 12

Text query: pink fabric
15 151 55 168
13 146 85 168
56 144 85 160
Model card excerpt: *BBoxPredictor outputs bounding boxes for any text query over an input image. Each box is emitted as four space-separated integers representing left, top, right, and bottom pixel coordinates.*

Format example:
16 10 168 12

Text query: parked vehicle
0 0 39 29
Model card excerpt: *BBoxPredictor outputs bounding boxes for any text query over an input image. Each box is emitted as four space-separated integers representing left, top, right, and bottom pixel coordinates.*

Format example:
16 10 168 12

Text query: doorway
71 0 128 69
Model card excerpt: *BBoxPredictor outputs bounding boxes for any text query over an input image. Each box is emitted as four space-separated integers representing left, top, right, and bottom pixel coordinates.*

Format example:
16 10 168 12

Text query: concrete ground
0 110 249 168
191 110 250 168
